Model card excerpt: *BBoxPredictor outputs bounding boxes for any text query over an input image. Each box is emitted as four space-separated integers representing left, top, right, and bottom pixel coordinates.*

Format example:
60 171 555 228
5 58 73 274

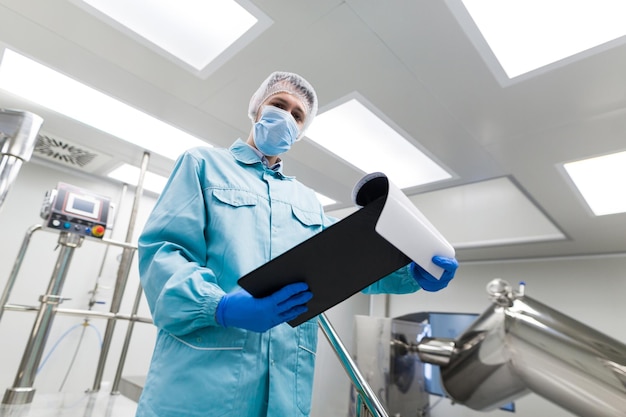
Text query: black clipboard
237 175 411 327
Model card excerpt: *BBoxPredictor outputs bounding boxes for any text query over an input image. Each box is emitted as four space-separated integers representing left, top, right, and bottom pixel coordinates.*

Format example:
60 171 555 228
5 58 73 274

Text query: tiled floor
0 391 137 417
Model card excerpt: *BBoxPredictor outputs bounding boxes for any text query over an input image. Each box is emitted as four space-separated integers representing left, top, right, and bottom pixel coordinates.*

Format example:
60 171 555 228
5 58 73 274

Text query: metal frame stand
90 151 148 393
0 152 151 405
3 232 83 404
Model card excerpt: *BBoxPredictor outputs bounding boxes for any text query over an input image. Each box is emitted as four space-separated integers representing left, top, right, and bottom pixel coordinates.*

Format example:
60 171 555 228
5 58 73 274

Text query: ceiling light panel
0 49 208 160
410 177 565 248
448 0 626 81
107 163 168 195
76 0 270 77
306 97 452 189
326 177 565 248
563 150 626 216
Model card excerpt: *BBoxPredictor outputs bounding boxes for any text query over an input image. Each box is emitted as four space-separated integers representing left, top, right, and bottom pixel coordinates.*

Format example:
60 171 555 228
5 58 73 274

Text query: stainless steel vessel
419 279 626 417
0 109 43 211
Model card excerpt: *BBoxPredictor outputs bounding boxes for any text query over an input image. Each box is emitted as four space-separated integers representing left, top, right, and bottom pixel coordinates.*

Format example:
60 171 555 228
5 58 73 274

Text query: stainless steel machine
0 153 152 406
2 183 115 404
351 315 431 417
352 279 626 417
40 182 114 239
0 109 43 212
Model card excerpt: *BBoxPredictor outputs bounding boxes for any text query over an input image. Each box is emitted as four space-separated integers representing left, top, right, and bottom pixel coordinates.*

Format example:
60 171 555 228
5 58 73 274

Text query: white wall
2 160 624 417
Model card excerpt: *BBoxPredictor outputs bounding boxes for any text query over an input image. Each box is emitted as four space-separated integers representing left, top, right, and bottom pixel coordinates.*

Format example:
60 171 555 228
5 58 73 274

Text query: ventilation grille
33 134 113 173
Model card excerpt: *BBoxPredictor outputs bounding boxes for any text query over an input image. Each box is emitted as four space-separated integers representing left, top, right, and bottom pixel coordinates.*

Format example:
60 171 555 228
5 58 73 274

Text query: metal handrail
318 313 389 417
0 224 42 323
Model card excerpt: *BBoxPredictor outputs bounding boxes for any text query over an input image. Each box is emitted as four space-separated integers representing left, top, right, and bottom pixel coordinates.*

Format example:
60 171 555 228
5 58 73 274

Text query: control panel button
92 225 105 237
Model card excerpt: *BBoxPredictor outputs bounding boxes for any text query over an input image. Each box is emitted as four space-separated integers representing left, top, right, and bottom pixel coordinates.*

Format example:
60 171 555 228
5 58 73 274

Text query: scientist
136 71 458 417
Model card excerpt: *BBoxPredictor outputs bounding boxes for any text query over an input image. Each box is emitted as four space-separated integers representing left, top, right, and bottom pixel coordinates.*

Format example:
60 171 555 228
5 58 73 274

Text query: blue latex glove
410 256 458 292
215 282 313 332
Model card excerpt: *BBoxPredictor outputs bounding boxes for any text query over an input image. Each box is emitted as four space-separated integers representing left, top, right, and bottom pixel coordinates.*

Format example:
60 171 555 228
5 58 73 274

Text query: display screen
65 193 101 219
72 198 95 213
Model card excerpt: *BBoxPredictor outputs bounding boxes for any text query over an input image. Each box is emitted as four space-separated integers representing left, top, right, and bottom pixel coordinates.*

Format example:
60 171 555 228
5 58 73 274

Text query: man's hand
410 256 458 292
216 282 313 332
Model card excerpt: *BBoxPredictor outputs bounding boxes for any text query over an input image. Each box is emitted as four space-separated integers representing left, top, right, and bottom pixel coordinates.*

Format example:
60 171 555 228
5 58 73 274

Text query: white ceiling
0 0 625 262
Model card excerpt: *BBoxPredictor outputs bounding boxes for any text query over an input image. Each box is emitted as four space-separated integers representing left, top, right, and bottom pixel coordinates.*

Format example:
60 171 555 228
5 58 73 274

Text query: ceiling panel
0 0 624 262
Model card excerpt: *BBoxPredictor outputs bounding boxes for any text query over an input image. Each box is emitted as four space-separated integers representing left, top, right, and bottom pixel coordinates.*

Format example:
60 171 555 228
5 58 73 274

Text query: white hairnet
248 71 318 139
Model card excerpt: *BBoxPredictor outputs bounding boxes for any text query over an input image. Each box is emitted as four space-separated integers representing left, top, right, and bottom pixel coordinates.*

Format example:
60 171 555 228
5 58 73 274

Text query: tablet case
237 173 453 327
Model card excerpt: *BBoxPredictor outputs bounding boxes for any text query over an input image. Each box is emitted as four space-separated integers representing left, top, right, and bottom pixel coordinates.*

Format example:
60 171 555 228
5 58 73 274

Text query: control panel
40 183 114 238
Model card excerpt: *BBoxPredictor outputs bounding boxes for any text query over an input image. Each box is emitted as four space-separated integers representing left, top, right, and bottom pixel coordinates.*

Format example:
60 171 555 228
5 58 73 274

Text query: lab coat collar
229 139 294 179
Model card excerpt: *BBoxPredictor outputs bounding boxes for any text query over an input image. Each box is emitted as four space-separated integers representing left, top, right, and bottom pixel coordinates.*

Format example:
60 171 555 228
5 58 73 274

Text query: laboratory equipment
1 157 151 405
351 315 430 416
429 279 626 417
2 183 114 404
0 109 43 212
40 182 114 238
351 279 626 416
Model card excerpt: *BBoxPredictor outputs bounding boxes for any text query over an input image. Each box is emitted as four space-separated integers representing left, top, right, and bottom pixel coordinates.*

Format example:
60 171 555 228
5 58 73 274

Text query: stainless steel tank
0 109 43 211
424 279 626 417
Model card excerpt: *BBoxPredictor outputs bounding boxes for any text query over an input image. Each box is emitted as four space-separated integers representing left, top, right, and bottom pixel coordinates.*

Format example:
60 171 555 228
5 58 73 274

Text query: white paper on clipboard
352 172 455 279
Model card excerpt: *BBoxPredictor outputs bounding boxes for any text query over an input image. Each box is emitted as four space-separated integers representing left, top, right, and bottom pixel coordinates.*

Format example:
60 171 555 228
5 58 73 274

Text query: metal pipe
412 337 455 367
2 304 39 312
97 183 128 278
111 282 145 393
0 224 42 323
91 151 149 392
0 109 43 212
2 304 152 323
318 313 389 417
2 232 83 405
99 238 138 250
90 244 136 392
56 308 152 324
0 225 136 324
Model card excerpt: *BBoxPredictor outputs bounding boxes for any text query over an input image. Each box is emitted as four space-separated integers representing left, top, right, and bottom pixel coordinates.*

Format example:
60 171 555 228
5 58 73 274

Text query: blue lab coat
135 140 420 417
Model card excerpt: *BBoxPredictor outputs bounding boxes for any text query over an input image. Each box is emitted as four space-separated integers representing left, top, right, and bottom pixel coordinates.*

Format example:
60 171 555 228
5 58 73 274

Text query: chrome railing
318 313 389 417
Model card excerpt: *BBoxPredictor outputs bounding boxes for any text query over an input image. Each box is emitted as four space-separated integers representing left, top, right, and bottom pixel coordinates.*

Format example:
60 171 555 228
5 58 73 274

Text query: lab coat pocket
173 326 247 350
295 320 319 415
291 205 323 228
209 188 259 247
144 329 247 417
212 188 258 208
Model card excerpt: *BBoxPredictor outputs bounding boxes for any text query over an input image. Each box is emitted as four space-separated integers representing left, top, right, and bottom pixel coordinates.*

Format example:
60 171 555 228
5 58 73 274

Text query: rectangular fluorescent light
410 177 565 248
0 48 209 160
77 0 258 72
305 98 451 189
563 151 626 216
107 163 168 195
456 0 626 79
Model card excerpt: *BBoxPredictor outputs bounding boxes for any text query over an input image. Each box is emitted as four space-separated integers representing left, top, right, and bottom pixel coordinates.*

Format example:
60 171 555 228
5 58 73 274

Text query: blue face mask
253 106 300 156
